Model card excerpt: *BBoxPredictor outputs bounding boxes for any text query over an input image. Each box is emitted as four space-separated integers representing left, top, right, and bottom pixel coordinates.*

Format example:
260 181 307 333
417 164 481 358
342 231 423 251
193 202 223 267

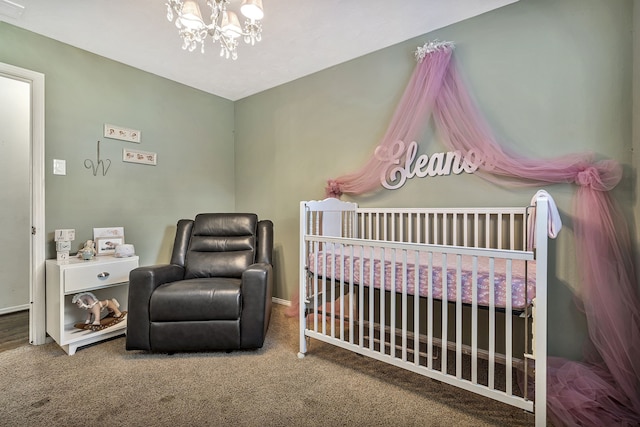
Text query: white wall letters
381 141 491 190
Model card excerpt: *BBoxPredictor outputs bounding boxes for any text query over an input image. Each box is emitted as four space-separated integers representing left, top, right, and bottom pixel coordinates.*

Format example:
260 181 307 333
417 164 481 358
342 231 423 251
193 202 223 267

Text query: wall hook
84 140 111 176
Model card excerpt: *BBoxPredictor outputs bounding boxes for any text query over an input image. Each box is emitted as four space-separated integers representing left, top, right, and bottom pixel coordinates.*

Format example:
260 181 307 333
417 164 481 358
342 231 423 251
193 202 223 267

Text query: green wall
235 0 636 360
0 23 236 266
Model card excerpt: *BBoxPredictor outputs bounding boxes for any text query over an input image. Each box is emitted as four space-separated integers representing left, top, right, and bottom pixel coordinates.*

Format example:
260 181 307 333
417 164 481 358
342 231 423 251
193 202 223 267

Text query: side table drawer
64 258 138 293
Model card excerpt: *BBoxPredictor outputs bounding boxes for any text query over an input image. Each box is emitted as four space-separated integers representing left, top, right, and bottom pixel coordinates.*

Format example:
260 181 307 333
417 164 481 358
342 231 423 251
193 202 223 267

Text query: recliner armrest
126 264 185 351
239 263 273 349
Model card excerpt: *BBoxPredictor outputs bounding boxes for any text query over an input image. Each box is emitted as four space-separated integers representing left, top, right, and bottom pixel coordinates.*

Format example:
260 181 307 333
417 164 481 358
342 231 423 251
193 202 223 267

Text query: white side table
45 255 139 355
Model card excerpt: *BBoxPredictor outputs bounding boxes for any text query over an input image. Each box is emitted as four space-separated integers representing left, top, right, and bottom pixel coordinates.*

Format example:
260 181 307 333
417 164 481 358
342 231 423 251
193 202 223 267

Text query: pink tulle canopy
326 41 640 426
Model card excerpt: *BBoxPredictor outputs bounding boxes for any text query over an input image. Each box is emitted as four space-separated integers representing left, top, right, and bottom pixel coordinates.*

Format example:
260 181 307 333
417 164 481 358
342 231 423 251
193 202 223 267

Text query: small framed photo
123 148 157 166
94 227 124 240
96 236 124 255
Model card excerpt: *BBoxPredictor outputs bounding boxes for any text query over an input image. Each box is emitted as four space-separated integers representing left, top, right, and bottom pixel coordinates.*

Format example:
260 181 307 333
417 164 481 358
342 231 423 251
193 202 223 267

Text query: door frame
0 62 46 345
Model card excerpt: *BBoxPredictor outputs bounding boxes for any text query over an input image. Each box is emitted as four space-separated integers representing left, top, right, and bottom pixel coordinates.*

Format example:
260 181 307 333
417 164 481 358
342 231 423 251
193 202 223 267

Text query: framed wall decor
93 227 124 240
96 236 124 255
123 148 157 166
104 123 141 143
93 227 124 255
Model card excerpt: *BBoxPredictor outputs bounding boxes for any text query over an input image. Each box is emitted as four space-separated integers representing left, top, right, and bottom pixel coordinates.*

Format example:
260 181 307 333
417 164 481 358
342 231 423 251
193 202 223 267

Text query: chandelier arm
166 0 263 59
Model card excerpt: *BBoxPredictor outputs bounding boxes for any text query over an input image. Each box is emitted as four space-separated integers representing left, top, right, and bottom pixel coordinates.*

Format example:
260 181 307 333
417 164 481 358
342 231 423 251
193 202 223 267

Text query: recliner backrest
170 219 194 267
183 213 258 279
255 219 273 265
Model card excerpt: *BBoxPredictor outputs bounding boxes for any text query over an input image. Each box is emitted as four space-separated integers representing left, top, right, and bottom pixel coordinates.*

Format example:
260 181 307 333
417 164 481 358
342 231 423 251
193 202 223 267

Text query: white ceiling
0 0 517 101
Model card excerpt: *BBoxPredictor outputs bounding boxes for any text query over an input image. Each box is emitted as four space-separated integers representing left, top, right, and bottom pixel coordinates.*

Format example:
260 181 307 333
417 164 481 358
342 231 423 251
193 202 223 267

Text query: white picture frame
96 236 124 255
93 227 124 240
104 123 141 143
123 148 157 166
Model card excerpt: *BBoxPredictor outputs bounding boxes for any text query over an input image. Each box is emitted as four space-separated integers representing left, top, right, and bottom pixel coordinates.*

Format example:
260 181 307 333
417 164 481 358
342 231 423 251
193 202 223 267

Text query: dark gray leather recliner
125 213 273 353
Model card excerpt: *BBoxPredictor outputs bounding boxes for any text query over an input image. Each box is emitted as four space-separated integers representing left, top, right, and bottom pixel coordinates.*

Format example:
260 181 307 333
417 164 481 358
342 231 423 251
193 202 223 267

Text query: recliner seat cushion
150 278 242 322
184 213 257 279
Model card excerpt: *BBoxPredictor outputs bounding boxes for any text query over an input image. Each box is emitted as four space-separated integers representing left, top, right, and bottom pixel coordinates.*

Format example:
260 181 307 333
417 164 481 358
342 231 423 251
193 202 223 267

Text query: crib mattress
307 247 536 310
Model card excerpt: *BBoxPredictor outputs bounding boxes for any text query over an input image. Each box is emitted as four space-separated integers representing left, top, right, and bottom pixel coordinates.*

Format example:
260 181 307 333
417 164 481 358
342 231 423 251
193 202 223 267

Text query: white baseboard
272 297 291 307
0 303 29 316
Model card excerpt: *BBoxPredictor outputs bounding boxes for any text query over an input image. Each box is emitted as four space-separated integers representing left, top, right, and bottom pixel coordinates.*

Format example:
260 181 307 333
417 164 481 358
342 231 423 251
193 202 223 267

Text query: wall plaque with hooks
84 140 111 176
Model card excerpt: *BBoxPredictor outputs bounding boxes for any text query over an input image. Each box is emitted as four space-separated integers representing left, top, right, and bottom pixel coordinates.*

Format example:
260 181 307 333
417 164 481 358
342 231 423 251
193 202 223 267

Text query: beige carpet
0 305 534 426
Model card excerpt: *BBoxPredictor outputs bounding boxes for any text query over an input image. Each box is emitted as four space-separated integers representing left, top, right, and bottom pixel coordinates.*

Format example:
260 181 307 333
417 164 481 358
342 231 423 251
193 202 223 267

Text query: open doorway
0 62 46 346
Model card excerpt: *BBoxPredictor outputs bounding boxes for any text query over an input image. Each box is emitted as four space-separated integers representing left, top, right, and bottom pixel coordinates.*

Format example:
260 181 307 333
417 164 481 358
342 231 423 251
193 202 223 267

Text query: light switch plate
53 159 66 175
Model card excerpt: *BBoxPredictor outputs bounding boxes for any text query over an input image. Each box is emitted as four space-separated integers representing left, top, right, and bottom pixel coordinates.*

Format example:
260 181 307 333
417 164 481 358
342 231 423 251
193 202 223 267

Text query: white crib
298 194 550 426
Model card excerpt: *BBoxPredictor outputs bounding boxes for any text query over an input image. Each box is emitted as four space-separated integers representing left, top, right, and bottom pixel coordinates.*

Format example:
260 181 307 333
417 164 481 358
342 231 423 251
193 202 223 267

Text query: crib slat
509 213 515 250
389 249 396 356
452 213 458 245
359 246 365 350
349 245 355 345
313 241 319 333
369 246 375 351
497 213 503 249
414 250 420 366
380 248 386 356
463 212 468 247
329 244 335 338
474 214 479 248
488 257 495 390
441 253 448 375
427 252 434 370
339 245 345 342
485 213 490 248
506 258 513 396
443 213 448 246
456 254 462 379
392 248 398 358
471 256 478 384
401 250 408 361
408 213 413 243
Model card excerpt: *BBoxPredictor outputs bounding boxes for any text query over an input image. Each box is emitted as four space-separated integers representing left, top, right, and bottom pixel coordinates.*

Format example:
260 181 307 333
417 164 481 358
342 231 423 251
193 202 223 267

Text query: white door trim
0 62 46 345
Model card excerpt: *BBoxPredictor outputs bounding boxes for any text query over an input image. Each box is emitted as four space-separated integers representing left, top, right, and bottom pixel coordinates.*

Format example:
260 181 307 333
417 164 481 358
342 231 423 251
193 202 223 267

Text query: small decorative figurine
71 292 126 331
77 239 97 260
54 228 75 262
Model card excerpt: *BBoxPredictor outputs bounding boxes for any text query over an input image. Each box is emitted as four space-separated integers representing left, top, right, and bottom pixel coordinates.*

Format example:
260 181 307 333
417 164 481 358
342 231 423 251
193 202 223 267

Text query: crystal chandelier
165 0 264 59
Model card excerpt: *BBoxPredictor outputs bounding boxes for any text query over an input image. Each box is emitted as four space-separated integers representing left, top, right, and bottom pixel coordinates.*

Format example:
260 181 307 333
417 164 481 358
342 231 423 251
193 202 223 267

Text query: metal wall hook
84 140 111 176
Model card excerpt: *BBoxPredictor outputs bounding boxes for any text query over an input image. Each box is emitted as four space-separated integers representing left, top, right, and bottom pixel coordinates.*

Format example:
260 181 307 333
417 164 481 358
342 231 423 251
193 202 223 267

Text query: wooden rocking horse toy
71 292 127 332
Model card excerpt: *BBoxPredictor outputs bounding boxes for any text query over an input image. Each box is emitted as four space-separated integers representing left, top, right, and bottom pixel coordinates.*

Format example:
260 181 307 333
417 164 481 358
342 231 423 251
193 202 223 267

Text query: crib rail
299 198 549 426
302 235 535 412
356 207 528 251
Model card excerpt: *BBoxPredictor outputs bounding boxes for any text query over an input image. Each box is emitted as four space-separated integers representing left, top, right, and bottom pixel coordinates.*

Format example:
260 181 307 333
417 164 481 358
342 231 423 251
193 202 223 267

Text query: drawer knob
97 272 110 279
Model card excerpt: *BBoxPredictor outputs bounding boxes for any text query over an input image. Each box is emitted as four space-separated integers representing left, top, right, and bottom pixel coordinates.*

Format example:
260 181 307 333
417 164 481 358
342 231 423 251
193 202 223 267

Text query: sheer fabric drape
326 42 640 426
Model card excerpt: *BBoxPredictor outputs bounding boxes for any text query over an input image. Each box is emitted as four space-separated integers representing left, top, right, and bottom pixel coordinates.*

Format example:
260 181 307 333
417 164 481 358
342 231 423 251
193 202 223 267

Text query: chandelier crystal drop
166 0 264 59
